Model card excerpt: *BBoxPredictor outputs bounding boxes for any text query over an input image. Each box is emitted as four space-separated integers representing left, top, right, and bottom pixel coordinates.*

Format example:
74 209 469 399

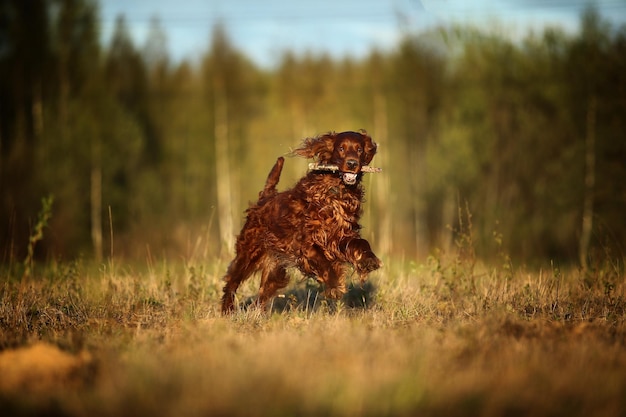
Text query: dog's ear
360 130 377 165
291 132 336 162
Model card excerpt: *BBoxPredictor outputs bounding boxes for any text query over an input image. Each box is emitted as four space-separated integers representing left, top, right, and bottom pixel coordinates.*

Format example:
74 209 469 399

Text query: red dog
221 130 382 314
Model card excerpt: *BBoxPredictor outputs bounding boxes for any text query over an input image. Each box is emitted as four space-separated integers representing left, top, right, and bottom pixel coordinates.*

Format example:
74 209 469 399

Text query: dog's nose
346 159 359 171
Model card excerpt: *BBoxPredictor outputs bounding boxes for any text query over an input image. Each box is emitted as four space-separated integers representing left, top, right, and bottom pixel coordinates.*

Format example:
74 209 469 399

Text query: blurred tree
105 14 163 164
105 16 144 111
367 52 392 257
387 36 445 257
143 15 168 72
437 29 576 260
349 50 393 256
47 0 107 259
202 23 263 257
276 52 309 139
566 6 626 267
0 0 51 260
142 14 170 163
40 2 145 260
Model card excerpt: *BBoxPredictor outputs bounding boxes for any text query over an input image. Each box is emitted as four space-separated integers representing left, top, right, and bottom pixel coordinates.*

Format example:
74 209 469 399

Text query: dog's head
292 130 377 185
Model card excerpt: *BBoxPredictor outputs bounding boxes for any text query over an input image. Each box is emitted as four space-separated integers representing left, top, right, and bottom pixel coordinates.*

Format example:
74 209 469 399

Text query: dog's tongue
342 172 357 185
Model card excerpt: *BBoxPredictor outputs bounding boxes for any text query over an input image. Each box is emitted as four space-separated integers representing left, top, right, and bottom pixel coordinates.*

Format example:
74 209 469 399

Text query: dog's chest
325 186 360 218
306 183 361 231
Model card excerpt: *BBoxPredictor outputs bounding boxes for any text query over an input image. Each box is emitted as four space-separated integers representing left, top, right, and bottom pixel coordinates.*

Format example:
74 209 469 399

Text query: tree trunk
373 92 392 257
579 96 596 271
214 81 234 257
32 83 43 139
91 143 103 262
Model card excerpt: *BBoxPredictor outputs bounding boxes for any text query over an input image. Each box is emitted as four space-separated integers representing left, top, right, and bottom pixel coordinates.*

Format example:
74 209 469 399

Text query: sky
98 0 626 68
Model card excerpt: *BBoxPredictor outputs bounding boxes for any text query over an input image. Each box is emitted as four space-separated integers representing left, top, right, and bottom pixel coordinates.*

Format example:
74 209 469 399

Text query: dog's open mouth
342 172 358 185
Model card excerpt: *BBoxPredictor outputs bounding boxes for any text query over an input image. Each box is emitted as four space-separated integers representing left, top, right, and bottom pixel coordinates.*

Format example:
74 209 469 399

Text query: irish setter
221 130 382 314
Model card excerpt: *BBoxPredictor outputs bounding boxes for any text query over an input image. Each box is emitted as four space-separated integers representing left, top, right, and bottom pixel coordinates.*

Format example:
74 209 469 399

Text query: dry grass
1 252 625 417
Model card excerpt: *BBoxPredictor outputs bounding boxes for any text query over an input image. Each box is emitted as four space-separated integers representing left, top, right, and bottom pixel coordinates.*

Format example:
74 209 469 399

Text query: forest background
1 0 625 269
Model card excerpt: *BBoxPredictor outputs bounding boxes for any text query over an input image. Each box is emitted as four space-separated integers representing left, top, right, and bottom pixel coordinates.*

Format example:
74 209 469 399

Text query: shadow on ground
243 279 376 313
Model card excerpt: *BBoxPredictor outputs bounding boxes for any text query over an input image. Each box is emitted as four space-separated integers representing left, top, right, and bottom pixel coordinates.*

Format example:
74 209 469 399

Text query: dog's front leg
342 238 383 281
300 246 347 299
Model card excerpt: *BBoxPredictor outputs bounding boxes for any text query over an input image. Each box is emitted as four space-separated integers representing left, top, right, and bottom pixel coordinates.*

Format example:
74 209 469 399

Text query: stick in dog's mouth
308 163 382 185
308 163 382 173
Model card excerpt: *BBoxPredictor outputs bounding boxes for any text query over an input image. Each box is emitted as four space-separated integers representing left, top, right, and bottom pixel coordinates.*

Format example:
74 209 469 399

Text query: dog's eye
339 146 344 153
357 147 363 155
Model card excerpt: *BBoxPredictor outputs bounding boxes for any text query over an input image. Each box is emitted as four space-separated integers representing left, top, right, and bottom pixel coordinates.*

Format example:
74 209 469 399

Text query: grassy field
1 250 625 417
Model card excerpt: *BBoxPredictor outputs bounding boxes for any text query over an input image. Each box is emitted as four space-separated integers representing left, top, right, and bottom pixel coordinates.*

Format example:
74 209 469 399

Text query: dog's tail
258 157 284 200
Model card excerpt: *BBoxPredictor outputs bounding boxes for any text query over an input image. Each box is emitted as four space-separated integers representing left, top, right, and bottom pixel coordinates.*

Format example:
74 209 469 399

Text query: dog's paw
357 252 383 275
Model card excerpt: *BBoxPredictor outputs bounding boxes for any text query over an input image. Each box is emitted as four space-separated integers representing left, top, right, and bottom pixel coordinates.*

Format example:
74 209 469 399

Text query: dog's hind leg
258 264 289 308
221 255 259 314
